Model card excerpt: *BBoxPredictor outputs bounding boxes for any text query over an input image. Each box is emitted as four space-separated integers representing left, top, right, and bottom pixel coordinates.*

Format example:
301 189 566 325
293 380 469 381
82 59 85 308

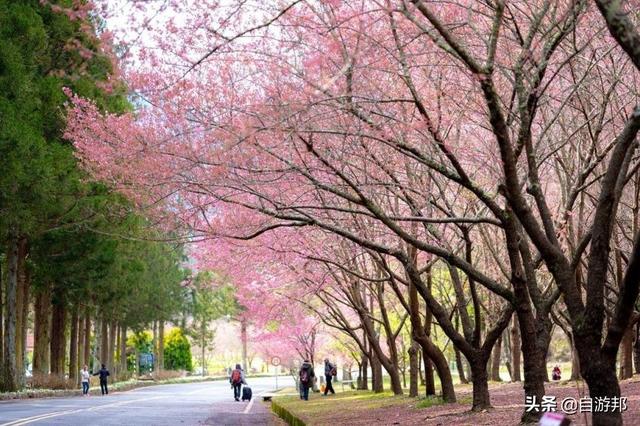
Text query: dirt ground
280 378 640 425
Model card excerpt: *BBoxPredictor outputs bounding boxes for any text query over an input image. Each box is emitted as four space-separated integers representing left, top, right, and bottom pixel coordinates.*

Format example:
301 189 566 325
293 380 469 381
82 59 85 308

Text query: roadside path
0 376 294 425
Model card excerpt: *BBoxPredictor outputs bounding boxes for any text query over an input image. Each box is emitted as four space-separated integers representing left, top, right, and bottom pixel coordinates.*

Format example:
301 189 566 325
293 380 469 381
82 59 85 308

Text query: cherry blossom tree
64 1 640 424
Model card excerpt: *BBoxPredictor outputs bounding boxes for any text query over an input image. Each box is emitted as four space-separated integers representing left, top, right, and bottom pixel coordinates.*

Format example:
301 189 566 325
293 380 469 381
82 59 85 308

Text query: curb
271 399 307 426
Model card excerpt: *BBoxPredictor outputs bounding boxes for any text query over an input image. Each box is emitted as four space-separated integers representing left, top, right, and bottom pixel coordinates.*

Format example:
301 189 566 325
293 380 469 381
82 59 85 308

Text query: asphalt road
0 376 294 426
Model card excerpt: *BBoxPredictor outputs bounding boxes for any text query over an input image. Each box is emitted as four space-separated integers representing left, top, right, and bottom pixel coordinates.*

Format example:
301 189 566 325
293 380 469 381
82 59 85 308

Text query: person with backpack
229 364 246 401
323 358 336 396
92 364 110 395
298 359 315 401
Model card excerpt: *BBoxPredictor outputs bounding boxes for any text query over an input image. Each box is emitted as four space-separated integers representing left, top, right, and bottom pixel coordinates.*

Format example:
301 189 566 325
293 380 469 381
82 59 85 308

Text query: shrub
164 328 193 372
114 369 135 382
152 370 185 381
28 373 77 390
126 330 153 371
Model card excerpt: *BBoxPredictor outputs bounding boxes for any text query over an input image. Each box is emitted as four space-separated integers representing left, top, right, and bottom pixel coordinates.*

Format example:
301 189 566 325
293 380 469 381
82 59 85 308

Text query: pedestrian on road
323 359 336 396
298 359 315 401
93 364 110 395
81 365 91 396
229 363 245 401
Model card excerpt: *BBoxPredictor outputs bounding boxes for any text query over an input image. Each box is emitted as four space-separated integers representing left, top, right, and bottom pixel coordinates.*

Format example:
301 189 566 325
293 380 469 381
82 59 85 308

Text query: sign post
271 356 281 390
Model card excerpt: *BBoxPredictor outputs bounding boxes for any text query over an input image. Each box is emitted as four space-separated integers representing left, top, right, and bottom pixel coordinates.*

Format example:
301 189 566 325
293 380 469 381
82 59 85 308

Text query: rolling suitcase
242 386 252 401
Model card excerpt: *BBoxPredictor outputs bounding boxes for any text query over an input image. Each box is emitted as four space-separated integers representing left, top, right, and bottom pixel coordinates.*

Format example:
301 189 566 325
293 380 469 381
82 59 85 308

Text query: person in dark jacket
93 364 110 395
298 360 315 401
323 359 336 396
229 364 246 401
552 365 561 381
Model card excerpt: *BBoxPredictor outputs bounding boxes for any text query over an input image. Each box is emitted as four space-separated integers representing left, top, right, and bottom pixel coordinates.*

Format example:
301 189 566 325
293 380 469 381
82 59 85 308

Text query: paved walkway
0 377 293 425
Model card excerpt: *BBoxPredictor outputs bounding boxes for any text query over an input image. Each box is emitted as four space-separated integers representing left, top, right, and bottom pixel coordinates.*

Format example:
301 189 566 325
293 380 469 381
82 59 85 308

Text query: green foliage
183 272 237 374
0 0 189 392
126 330 153 371
186 272 238 341
164 328 193 372
127 331 153 354
0 0 127 239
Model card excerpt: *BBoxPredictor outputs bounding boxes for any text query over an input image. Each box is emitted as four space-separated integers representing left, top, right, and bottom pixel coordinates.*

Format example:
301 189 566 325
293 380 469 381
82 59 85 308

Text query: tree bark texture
2 236 20 391
69 306 79 383
50 302 67 376
33 285 51 375
408 341 419 397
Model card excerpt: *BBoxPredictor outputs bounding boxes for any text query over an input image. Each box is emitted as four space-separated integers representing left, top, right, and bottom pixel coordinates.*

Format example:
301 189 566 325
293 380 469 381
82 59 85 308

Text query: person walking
323 358 336 396
552 365 562 381
81 365 91 396
298 359 315 401
93 364 110 395
229 364 245 401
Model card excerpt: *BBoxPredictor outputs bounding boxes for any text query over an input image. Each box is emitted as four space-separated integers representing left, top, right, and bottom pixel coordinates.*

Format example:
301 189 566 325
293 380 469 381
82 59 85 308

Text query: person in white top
81 365 90 396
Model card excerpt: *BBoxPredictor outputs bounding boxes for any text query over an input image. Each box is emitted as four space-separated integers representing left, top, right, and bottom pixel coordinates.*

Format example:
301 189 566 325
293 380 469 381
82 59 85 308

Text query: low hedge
271 400 307 426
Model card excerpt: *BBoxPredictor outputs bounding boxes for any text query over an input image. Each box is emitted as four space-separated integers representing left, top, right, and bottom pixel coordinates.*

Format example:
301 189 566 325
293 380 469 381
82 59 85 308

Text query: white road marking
0 410 78 426
0 396 167 425
243 391 264 414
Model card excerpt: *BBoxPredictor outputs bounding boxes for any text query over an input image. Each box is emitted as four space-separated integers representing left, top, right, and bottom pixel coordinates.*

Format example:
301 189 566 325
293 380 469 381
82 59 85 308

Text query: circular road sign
271 356 281 367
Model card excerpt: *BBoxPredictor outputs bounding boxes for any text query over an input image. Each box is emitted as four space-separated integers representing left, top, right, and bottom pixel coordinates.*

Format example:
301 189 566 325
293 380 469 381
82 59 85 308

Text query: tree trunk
490 335 502 381
77 310 85 383
635 322 640 375
2 236 20 391
152 320 157 372
158 321 164 372
356 291 403 395
119 325 127 374
93 316 101 371
0 259 3 377
581 359 622 426
83 312 91 369
100 318 108 366
619 326 633 380
108 320 117 371
516 311 548 423
15 237 28 388
570 339 581 380
421 351 434 393
401 338 407 389
454 347 468 384
33 285 51 375
241 319 248 371
511 315 521 382
407 277 454 401
114 323 120 378
69 306 79 384
50 302 67 377
387 352 403 395
15 241 24 385
358 352 368 390
135 346 140 376
469 358 491 411
506 234 548 423
371 350 383 393
201 325 206 376
408 341 419 397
